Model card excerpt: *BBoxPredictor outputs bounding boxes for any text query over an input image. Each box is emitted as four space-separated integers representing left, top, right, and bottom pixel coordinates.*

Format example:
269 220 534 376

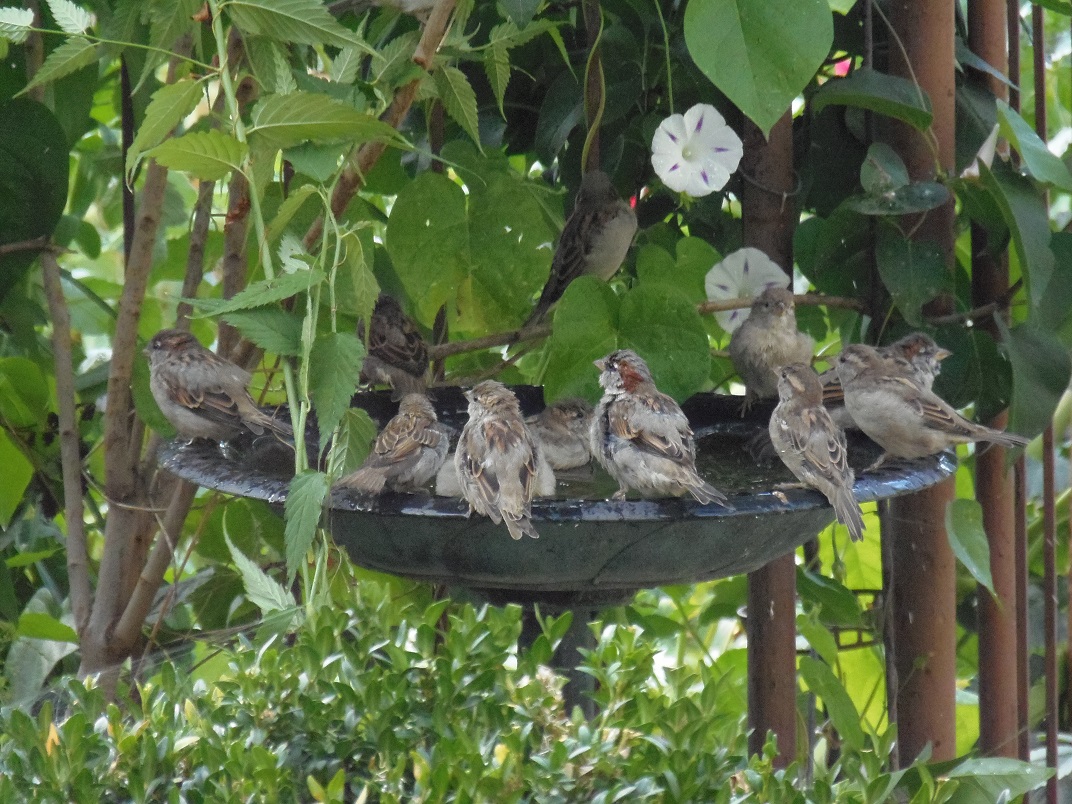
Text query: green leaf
979 162 1055 310
190 269 325 316
684 0 833 136
47 0 94 35
943 757 1052 801
309 332 365 439
16 612 78 643
331 45 362 85
812 67 934 131
0 356 49 427
265 184 319 243
23 36 97 93
0 430 32 528
433 65 481 149
485 43 511 118
225 534 293 614
126 79 206 177
999 320 1072 441
797 568 864 627
339 232 379 324
1034 0 1072 13
249 91 402 151
996 100 1072 192
146 130 247 181
284 470 329 581
861 142 908 193
5 547 60 568
385 172 469 325
543 277 620 402
796 614 838 666
875 224 951 326
222 308 303 356
944 499 994 595
798 656 866 752
0 7 34 43
326 408 377 477
844 182 950 216
227 0 369 50
139 0 199 90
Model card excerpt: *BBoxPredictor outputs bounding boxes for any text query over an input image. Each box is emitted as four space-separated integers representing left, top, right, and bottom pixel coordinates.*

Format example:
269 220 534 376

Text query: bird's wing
797 408 852 484
608 393 693 464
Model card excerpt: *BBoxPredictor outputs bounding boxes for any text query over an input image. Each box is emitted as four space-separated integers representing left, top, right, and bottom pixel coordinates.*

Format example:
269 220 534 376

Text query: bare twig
219 171 250 355
175 181 217 330
925 278 1023 325
24 1 43 103
41 252 92 635
428 323 551 361
0 237 58 256
697 293 864 315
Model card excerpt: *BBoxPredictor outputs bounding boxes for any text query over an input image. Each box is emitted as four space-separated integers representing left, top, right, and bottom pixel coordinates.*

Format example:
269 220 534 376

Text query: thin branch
0 237 58 256
175 180 217 330
24 1 44 103
302 0 458 250
428 323 551 361
925 278 1023 325
219 171 250 356
41 252 92 636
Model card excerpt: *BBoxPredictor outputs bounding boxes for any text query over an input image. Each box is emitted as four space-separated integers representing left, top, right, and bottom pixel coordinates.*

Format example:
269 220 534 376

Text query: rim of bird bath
158 385 956 609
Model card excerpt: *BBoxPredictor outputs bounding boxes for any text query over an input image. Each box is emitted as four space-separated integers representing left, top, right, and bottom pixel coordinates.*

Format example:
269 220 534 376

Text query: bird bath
159 386 955 712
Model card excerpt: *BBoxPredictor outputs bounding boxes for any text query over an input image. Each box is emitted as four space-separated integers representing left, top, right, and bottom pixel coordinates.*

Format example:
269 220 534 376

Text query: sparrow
144 329 292 442
728 286 814 412
358 293 429 397
769 364 865 542
455 380 541 539
335 394 449 495
525 398 594 471
821 332 951 430
834 343 1029 460
523 170 637 327
435 449 557 498
591 349 729 505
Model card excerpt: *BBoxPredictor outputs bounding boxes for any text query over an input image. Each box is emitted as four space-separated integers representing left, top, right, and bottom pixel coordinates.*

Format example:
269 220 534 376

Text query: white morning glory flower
651 103 744 197
704 247 789 333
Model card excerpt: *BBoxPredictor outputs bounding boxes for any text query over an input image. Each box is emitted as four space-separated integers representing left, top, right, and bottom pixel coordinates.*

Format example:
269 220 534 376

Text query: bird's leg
611 487 628 501
863 453 889 474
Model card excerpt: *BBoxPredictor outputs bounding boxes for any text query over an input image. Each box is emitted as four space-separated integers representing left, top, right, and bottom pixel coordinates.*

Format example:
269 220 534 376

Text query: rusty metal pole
884 0 958 763
743 111 798 766
968 0 1019 759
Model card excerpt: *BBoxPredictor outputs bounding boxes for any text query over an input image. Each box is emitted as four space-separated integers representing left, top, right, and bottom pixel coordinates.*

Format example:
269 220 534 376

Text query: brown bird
821 332 951 429
523 170 637 327
769 364 865 542
728 286 814 412
591 349 729 505
335 394 450 495
358 293 429 396
525 398 594 471
455 380 541 540
144 329 292 442
834 343 1029 460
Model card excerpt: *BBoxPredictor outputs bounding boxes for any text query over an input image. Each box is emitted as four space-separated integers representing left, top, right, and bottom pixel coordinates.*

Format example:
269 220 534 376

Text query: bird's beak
594 358 607 371
934 347 952 362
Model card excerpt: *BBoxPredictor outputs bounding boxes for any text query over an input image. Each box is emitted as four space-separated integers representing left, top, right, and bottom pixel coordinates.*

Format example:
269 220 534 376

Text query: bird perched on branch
591 349 729 505
525 398 594 471
335 394 449 495
358 293 429 397
769 364 865 542
821 332 951 430
834 343 1029 460
523 170 637 328
728 286 814 412
144 329 292 442
455 380 541 540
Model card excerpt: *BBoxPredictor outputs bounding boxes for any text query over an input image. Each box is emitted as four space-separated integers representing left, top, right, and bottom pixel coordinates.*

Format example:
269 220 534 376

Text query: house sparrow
436 448 556 498
455 380 541 539
144 329 292 442
358 293 429 396
591 349 729 505
821 332 951 429
525 398 594 471
523 170 637 327
335 394 449 495
770 364 865 542
834 343 1029 459
728 286 814 411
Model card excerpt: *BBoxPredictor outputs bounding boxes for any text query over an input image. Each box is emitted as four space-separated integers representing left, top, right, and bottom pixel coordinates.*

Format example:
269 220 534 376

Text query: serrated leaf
16 612 78 643
944 498 994 595
127 79 206 177
249 91 403 151
146 130 248 181
0 8 34 43
267 185 319 243
190 269 325 316
341 232 379 325
222 308 303 356
138 0 199 90
284 470 330 581
225 534 294 614
812 67 934 131
326 408 377 476
485 43 510 117
23 37 97 93
46 0 93 35
309 332 365 439
433 65 481 149
227 0 370 51
798 656 866 752
331 46 361 84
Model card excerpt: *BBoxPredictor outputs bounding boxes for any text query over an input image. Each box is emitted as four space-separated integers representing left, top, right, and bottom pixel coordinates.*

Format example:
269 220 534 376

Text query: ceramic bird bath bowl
159 386 956 607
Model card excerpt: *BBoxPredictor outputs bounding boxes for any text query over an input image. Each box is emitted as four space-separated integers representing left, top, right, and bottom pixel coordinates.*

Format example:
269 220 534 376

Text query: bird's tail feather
834 487 866 542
